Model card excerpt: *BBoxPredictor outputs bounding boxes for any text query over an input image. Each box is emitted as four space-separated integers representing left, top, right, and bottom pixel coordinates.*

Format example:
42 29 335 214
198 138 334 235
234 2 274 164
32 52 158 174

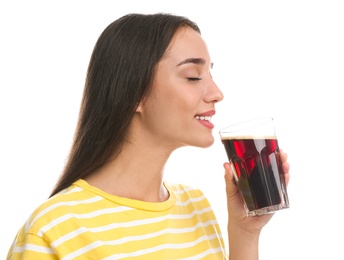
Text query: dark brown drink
221 137 289 215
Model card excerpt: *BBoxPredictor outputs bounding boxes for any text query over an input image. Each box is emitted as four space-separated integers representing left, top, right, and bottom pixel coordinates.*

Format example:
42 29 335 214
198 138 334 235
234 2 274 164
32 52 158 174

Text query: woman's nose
205 80 224 103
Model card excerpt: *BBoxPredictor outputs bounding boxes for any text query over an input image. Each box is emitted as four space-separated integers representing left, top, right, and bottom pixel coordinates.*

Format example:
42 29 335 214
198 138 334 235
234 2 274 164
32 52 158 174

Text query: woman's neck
84 140 172 202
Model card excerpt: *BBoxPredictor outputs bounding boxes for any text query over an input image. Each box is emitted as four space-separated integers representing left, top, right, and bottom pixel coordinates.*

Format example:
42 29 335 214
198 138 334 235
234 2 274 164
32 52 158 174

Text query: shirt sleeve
7 232 58 260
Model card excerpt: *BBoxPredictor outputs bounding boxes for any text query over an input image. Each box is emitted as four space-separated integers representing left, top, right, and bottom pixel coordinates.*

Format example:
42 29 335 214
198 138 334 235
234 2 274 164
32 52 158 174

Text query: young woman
7 13 290 259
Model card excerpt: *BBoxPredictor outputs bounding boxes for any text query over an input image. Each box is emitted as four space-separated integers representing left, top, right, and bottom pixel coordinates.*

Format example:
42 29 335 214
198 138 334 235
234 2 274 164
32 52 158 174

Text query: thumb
224 162 248 220
224 162 239 199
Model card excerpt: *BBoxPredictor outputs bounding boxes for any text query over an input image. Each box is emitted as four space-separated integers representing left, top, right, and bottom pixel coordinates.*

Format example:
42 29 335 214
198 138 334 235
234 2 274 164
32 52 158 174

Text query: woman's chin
196 136 215 148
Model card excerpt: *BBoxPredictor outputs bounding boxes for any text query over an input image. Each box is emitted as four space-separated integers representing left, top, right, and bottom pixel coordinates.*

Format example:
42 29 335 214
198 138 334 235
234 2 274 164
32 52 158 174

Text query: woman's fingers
279 149 290 185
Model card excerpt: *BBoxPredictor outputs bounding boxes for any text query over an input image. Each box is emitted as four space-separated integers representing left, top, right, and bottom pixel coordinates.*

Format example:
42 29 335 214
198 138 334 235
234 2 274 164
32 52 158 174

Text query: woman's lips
195 115 214 129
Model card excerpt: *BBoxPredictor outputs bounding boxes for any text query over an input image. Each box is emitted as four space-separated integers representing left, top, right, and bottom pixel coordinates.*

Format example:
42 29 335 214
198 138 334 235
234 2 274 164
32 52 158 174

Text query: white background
1 1 343 259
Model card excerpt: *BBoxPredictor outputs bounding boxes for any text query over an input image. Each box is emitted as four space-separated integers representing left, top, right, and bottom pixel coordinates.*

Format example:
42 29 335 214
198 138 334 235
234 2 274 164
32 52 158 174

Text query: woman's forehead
162 27 210 66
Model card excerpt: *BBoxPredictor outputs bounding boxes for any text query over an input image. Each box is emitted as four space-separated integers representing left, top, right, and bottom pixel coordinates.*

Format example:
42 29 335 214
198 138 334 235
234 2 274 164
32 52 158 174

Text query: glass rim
219 117 274 134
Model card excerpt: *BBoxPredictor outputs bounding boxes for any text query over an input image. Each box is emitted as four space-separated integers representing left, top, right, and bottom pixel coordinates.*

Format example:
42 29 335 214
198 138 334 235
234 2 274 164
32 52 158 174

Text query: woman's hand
224 150 290 259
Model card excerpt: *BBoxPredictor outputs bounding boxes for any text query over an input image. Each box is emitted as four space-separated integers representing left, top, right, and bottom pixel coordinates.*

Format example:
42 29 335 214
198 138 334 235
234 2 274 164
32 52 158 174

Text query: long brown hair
50 13 200 197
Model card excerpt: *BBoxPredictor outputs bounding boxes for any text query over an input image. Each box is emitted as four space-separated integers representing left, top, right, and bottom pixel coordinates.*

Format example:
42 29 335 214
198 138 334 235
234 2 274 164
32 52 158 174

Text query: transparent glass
219 118 289 217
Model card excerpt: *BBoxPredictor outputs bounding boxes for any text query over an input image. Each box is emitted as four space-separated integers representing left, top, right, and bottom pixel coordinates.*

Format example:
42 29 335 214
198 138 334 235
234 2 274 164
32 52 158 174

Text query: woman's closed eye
187 77 202 81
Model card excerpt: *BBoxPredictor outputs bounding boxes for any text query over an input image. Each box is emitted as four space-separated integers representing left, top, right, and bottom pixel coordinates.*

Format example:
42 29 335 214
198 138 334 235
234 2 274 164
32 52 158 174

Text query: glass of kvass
219 117 289 217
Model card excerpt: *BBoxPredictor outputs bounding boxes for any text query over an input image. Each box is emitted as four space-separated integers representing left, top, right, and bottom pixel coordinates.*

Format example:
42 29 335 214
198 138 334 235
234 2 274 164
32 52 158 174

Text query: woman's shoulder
166 182 200 191
164 182 208 202
23 179 101 233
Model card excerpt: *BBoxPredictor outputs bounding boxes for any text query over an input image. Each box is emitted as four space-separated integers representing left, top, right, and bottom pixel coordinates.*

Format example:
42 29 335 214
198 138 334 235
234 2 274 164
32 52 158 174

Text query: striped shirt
7 179 226 259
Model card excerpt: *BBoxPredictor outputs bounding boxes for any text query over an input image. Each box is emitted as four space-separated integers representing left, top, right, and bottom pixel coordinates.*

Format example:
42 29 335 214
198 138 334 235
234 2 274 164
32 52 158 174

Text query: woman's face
137 26 224 149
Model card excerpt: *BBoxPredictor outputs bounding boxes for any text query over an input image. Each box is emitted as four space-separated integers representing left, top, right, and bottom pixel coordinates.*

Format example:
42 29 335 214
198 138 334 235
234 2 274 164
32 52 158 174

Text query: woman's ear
136 93 150 113
136 101 143 113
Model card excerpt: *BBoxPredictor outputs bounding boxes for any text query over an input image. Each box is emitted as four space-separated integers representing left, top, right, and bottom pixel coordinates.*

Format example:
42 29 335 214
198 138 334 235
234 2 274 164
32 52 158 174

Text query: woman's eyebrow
177 58 214 69
177 58 206 66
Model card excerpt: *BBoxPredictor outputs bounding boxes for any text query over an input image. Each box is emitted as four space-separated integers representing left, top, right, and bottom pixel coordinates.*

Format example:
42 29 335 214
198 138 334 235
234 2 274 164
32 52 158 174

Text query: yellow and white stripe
7 179 226 259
